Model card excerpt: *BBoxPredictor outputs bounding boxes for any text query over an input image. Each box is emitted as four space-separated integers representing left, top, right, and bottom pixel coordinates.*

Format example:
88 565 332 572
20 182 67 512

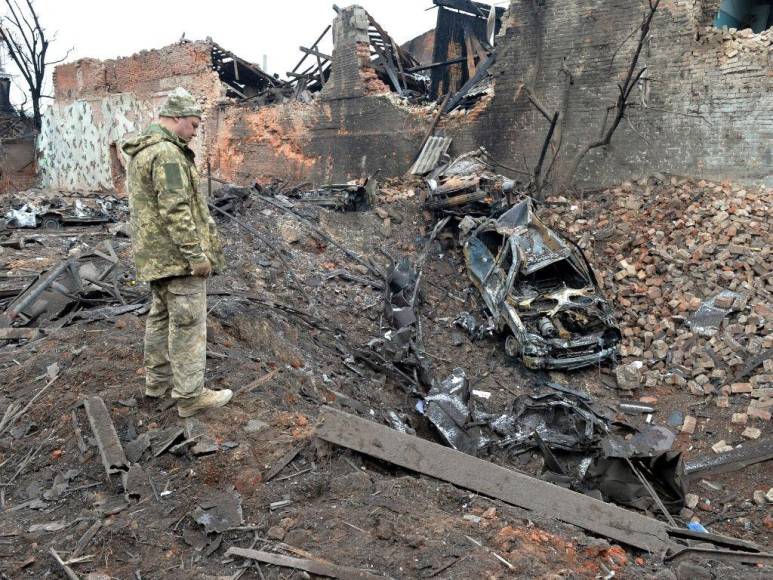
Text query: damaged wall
38 2 772 193
0 138 37 194
213 5 431 185
41 42 224 193
456 0 773 189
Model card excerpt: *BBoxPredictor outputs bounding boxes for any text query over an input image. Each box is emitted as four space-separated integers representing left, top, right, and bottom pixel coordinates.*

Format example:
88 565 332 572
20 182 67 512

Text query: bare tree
562 0 660 190
0 0 71 130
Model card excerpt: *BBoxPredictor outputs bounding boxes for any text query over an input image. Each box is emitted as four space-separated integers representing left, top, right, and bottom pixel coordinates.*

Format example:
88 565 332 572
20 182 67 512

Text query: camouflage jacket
123 124 224 282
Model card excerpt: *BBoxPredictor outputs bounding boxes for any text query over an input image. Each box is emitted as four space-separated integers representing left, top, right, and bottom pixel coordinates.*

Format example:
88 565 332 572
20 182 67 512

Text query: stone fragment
685 493 699 509
280 222 303 244
244 419 269 433
747 406 771 421
741 427 761 440
730 383 753 394
267 525 286 540
712 440 733 453
730 413 747 424
753 491 767 506
681 415 697 434
653 339 669 359
615 361 643 390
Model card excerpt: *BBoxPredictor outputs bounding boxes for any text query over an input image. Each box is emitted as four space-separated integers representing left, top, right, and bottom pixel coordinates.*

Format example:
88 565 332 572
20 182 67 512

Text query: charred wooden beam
299 46 332 62
433 0 505 18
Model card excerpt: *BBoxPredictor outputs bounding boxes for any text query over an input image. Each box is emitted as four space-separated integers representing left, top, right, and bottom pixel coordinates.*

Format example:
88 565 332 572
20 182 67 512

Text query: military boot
145 384 170 398
177 387 234 418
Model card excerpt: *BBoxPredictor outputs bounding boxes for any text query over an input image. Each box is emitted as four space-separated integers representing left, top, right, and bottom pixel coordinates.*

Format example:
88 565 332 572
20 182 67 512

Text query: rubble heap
698 25 773 61
544 177 772 406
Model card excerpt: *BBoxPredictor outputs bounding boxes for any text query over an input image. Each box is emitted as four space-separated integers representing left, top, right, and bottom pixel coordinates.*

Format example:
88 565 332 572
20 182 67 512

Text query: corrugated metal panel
410 136 453 175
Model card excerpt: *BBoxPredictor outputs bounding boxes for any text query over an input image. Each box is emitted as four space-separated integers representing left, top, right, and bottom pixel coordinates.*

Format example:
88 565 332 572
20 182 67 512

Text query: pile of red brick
544 176 771 420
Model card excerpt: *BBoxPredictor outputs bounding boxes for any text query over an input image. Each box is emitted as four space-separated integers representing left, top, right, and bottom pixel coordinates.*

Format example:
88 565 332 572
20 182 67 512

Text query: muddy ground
0 181 770 579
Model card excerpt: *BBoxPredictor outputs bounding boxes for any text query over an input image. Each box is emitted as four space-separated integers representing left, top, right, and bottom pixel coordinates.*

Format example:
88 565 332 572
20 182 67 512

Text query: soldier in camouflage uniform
123 88 233 418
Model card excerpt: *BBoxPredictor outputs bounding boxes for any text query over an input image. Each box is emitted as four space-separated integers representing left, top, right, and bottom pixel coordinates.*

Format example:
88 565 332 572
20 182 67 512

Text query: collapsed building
36 0 772 196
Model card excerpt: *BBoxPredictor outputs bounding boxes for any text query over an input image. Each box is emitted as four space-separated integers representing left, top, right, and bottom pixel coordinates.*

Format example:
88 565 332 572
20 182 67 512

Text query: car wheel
505 335 520 358
41 216 62 230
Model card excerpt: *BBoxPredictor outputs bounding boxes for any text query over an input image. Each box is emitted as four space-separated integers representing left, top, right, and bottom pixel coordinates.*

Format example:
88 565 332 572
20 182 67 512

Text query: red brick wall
54 42 217 102
0 164 37 194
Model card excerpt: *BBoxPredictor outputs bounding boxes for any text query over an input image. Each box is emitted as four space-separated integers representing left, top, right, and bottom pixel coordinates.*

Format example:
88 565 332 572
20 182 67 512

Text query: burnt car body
462 200 621 370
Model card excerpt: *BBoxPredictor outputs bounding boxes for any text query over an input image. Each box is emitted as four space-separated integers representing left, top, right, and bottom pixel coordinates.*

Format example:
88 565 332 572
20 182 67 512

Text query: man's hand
190 259 212 277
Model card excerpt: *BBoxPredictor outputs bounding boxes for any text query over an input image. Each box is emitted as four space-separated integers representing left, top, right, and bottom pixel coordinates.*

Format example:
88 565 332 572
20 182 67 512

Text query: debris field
0 168 771 579
0 1 771 578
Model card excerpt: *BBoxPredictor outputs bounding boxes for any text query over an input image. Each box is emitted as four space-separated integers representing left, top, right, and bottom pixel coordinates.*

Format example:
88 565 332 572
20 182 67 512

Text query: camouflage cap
159 87 203 118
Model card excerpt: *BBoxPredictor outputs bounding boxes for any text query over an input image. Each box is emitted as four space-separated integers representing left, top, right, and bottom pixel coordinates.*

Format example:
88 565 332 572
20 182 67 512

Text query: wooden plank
316 407 674 553
434 0 506 18
369 40 403 96
299 46 333 62
84 396 129 476
405 56 468 73
0 328 42 341
290 25 331 74
263 444 305 482
390 38 407 91
226 547 388 579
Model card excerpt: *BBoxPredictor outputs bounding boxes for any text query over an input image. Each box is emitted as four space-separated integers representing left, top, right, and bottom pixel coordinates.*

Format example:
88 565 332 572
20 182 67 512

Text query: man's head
158 88 203 143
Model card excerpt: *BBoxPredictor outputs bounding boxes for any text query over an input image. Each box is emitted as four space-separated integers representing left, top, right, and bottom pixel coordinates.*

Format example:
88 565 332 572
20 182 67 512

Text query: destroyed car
461 200 621 370
4 196 118 229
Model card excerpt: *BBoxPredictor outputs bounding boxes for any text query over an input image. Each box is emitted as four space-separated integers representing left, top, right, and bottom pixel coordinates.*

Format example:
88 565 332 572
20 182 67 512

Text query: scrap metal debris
1 240 144 329
259 177 377 212
424 368 488 454
317 407 667 552
461 199 621 370
684 437 773 478
192 487 244 534
687 290 742 337
3 190 126 229
415 375 688 514
424 148 514 217
361 256 433 391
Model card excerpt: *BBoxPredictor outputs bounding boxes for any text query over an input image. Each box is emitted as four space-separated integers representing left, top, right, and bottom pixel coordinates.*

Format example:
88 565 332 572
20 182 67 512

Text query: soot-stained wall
449 0 773 189
44 2 772 193
212 5 431 186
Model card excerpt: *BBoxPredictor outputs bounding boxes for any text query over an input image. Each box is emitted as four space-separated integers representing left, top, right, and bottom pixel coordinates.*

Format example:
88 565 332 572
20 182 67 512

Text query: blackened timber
406 56 469 73
367 14 420 69
433 0 506 18
299 46 333 62
289 25 331 75
315 407 674 552
369 40 403 96
443 51 496 112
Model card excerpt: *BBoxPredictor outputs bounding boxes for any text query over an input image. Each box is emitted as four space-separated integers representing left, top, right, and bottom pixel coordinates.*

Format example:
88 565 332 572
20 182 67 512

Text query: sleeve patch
163 163 184 189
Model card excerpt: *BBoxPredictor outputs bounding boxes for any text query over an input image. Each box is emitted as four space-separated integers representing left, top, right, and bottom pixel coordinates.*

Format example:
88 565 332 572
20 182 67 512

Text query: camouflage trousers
144 276 207 400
